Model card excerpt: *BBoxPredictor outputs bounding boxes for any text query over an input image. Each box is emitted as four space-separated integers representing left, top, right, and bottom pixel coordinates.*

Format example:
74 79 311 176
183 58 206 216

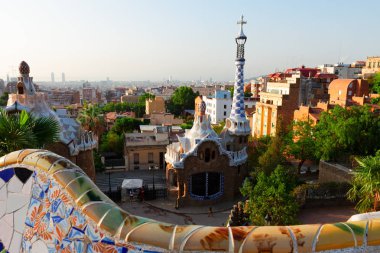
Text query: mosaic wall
1 149 380 253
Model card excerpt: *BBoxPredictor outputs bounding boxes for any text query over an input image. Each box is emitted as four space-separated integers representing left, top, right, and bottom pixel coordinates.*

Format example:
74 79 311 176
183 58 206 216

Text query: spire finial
237 15 247 33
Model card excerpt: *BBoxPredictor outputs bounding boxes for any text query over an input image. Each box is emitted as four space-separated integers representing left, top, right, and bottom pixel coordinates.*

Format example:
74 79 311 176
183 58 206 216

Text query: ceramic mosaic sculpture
1 149 380 253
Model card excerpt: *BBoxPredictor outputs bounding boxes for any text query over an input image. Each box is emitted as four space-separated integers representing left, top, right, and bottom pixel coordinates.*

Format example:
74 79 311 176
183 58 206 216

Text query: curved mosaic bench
0 149 380 253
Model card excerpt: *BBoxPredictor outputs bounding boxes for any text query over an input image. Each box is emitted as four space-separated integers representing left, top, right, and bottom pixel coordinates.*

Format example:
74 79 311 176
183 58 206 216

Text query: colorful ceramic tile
128 222 174 250
367 220 380 246
14 167 33 184
0 200 6 218
8 231 22 253
99 207 129 236
8 175 23 193
0 168 14 183
0 184 6 201
288 224 321 253
6 192 30 213
315 223 355 251
182 226 229 252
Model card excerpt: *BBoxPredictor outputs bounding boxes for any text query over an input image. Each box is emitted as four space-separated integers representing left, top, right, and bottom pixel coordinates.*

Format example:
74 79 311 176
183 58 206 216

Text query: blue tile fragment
0 168 14 182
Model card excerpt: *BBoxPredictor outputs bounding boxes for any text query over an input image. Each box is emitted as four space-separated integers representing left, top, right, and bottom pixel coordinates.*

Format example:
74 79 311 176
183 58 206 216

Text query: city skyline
1 0 379 82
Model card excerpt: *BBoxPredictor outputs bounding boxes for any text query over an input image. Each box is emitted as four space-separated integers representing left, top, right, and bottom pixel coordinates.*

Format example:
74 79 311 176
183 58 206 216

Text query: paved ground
118 198 357 227
95 166 357 226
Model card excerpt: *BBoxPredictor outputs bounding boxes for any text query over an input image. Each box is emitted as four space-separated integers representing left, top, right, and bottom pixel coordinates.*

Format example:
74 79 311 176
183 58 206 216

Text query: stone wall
318 160 353 184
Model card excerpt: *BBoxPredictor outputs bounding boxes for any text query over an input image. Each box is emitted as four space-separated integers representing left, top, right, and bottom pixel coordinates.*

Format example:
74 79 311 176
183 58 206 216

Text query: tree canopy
314 105 380 161
285 120 317 173
241 165 299 225
0 109 60 155
369 72 380 94
167 86 198 116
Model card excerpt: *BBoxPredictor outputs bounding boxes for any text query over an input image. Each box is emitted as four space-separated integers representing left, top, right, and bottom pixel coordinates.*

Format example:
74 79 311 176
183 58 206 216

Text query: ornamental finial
237 15 247 36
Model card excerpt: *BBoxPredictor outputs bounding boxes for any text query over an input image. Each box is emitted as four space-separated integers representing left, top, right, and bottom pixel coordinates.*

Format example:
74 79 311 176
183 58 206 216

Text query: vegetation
0 92 9 106
369 72 380 94
167 86 198 116
101 102 145 117
314 105 380 161
285 120 317 174
77 104 105 137
348 152 380 213
0 109 60 155
138 92 155 103
241 165 299 225
100 117 144 156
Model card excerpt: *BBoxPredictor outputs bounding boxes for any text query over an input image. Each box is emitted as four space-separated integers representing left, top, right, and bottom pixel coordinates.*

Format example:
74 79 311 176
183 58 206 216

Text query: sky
0 0 379 82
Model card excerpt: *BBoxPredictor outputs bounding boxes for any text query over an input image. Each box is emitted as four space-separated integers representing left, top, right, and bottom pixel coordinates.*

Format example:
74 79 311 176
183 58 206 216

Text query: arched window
205 148 210 162
190 172 223 200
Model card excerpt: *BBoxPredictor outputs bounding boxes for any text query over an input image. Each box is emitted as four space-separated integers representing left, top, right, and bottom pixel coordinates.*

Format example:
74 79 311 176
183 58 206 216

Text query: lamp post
149 165 159 199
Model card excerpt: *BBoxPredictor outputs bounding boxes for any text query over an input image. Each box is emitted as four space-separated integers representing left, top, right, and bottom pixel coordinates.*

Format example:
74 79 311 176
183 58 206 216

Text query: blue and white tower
222 16 250 151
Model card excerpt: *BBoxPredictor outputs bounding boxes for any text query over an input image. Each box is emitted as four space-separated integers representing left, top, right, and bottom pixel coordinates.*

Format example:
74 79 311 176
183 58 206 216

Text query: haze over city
1 0 379 82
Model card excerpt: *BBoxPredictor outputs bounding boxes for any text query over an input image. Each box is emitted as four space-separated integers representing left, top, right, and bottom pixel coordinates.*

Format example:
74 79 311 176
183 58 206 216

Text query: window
205 148 211 162
133 153 139 164
223 111 226 116
148 152 154 163
190 172 223 199
224 105 227 109
211 150 216 160
224 94 227 99
134 166 140 170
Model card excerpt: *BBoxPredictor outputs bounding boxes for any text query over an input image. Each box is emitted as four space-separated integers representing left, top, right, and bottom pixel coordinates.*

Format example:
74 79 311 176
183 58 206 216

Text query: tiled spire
226 16 250 135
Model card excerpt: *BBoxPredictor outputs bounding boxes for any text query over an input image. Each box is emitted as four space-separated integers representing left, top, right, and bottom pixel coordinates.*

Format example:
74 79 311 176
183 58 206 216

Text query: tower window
211 150 216 160
205 148 211 162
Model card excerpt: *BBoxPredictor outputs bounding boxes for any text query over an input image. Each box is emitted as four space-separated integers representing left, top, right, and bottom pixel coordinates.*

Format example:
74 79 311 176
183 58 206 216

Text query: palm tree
0 109 60 156
347 153 380 213
77 104 104 137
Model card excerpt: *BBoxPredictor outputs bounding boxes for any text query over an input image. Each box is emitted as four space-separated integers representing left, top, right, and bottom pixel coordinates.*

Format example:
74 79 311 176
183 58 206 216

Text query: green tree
138 92 155 103
347 153 380 213
167 86 198 116
77 104 104 137
369 72 380 94
0 92 9 106
241 165 299 225
258 134 286 174
112 117 142 135
314 105 380 161
100 131 124 155
286 120 317 174
0 109 60 155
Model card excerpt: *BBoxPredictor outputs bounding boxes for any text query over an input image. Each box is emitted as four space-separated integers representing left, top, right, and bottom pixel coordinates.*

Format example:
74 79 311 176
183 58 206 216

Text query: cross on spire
237 15 247 30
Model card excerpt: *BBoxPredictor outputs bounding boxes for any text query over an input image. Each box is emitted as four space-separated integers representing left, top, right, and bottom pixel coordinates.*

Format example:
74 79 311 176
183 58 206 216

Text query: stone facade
146 96 165 115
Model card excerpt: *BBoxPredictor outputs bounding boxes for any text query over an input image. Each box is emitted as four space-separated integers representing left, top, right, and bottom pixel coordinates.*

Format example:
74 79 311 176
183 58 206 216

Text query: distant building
62 72 66 85
82 86 101 104
104 111 136 130
191 85 221 96
120 94 140 103
51 72 55 84
47 89 80 107
318 62 363 79
361 56 380 79
146 96 165 115
202 90 232 124
329 79 369 107
149 113 183 125
124 128 169 170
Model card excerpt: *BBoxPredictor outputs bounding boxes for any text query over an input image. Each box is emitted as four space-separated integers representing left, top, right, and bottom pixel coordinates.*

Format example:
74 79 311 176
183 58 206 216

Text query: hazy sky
1 0 379 82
